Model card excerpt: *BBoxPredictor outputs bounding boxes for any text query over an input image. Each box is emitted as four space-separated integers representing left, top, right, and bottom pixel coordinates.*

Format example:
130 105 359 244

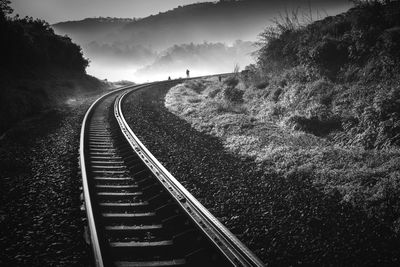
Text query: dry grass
165 77 400 232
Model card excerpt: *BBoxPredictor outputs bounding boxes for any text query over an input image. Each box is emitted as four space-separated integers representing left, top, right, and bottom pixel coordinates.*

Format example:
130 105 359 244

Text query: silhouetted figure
186 69 190 78
168 76 171 80
218 76 222 82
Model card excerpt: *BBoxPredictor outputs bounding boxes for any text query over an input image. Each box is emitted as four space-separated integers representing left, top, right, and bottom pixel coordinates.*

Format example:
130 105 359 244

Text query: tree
0 0 13 19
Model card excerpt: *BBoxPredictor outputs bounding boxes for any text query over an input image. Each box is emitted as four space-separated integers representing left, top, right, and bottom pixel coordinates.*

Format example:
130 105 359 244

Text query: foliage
286 114 342 136
166 70 400 232
0 0 12 19
257 1 400 81
164 0 400 239
233 63 240 74
256 8 305 72
339 85 400 149
185 80 207 93
0 15 89 72
249 1 400 150
224 86 244 103
223 76 240 88
223 76 243 103
256 80 269 89
208 88 221 98
0 12 100 134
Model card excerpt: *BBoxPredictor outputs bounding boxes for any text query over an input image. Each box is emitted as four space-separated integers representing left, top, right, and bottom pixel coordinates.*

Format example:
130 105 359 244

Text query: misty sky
11 0 350 24
11 0 352 82
10 0 210 24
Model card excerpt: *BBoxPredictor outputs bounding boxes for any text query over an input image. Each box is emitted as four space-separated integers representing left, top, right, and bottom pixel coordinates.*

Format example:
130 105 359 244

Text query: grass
165 1 400 233
165 76 400 232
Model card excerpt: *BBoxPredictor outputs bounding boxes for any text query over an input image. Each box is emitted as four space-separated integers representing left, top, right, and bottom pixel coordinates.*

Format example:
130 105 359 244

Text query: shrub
233 63 240 74
271 87 283 102
223 76 239 88
215 101 247 114
186 80 206 93
284 65 319 84
256 80 269 89
208 88 221 98
187 97 202 103
270 104 286 118
309 37 349 78
224 86 244 103
279 79 287 88
242 64 264 87
306 79 335 103
286 114 342 136
348 85 400 149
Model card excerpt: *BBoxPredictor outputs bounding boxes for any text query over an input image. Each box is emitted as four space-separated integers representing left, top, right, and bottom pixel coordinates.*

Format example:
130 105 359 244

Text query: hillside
53 17 135 46
51 0 350 81
53 0 350 48
165 0 400 242
0 6 107 134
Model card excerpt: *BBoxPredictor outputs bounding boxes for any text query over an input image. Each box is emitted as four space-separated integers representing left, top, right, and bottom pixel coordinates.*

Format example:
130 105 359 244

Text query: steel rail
79 83 148 267
80 73 262 266
116 85 265 266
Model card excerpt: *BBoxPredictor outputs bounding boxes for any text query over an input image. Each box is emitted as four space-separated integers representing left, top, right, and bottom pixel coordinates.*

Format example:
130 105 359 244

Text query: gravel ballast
123 83 400 265
0 93 104 266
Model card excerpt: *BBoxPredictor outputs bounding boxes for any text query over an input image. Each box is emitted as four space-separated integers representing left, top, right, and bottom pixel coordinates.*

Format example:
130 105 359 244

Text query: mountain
52 0 351 82
53 17 135 46
53 0 350 49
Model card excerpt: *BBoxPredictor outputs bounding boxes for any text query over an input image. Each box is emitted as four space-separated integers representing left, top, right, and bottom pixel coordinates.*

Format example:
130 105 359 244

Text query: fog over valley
52 0 350 82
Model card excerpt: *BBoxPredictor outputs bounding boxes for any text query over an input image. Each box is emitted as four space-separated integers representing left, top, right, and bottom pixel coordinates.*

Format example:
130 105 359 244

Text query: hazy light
11 0 211 24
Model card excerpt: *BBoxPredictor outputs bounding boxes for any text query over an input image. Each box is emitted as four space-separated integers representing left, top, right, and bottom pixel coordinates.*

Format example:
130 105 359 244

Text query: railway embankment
123 82 400 265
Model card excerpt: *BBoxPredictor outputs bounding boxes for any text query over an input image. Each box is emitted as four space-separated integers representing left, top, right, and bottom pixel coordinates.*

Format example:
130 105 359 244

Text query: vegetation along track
79 80 264 267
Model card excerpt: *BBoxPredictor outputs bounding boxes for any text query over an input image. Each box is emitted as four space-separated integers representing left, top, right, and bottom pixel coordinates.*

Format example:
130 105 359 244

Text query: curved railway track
79 81 264 267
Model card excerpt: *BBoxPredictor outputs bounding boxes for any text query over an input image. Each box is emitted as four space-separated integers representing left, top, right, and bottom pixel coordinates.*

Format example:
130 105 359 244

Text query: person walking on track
186 69 190 78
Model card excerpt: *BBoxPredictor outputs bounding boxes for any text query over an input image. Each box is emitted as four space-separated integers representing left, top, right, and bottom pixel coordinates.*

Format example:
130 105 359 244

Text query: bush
0 16 89 71
224 76 239 88
284 65 320 84
224 86 244 103
306 79 336 104
242 64 264 87
186 80 206 93
309 37 349 78
347 85 400 149
271 87 283 102
215 101 247 114
208 88 221 98
187 97 202 103
270 104 286 118
256 80 269 89
286 114 342 136
257 1 400 82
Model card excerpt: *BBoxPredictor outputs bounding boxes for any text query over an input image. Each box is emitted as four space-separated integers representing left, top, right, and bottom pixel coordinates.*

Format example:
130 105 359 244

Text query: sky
10 0 211 24
10 0 351 82
11 0 351 24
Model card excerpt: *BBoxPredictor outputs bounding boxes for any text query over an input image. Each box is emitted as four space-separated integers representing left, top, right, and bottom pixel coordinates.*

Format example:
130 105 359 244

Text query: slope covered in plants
165 1 400 235
253 0 400 149
0 1 107 134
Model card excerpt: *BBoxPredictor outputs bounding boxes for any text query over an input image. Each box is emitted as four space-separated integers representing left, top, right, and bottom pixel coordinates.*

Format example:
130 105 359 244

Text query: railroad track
79 80 264 267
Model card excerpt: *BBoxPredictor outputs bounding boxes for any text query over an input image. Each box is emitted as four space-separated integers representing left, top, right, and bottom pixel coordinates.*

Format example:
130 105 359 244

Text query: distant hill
53 0 350 50
53 17 135 45
51 0 350 81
